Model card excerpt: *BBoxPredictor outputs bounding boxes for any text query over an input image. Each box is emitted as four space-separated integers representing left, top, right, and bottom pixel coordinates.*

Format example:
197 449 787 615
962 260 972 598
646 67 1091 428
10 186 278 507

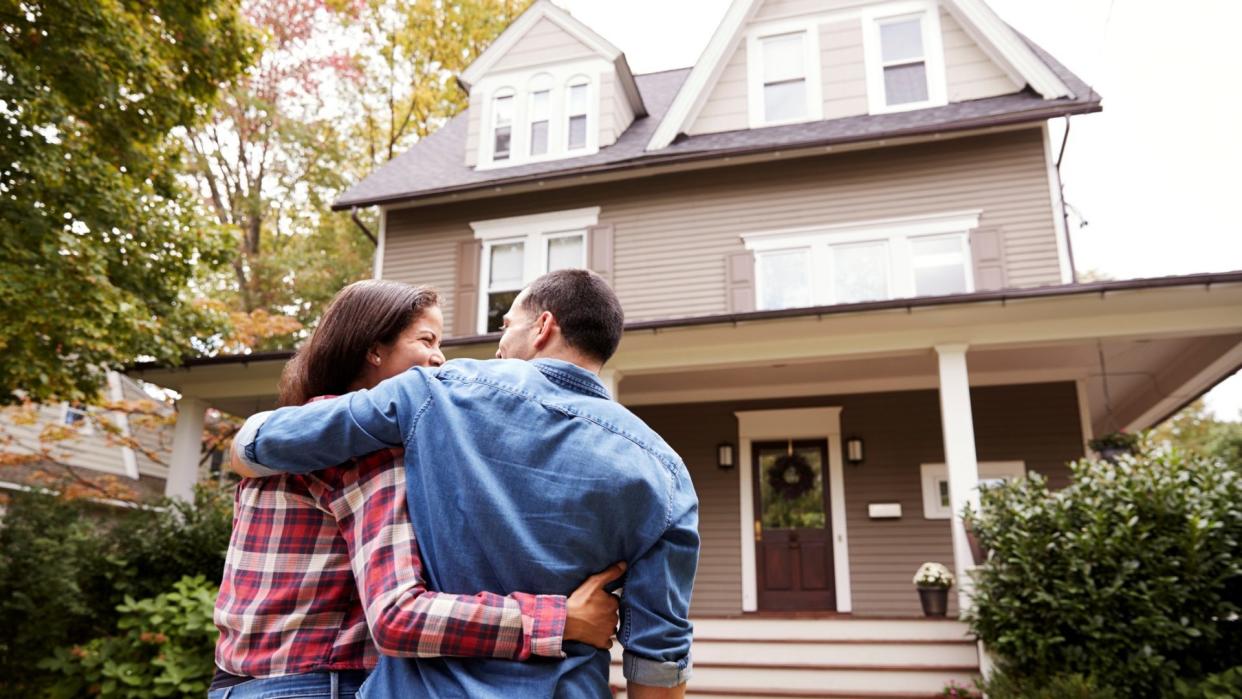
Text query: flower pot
917 585 949 617
1096 446 1132 463
964 521 989 565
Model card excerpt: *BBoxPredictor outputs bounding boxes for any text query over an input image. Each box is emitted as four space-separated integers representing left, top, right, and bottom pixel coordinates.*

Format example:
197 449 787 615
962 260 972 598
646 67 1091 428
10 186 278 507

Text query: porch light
846 437 865 465
717 442 736 470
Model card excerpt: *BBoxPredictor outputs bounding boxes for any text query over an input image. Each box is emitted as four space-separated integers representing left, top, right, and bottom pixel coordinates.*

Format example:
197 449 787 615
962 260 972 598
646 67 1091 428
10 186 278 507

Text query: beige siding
688 40 748 135
632 381 1084 617
491 16 598 73
384 129 1062 332
598 71 635 148
688 2 1020 136
941 8 1020 101
465 92 481 167
118 378 172 479
821 19 868 119
3 404 130 478
754 0 863 22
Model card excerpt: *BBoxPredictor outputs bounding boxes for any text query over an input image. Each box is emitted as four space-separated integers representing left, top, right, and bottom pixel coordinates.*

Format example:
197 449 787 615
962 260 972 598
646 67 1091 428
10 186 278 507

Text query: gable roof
645 0 1074 151
459 0 646 117
332 37 1097 212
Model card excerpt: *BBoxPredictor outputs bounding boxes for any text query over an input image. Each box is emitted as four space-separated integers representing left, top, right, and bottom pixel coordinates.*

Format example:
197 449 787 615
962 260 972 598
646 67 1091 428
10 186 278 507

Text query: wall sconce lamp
846 437 865 465
717 442 736 470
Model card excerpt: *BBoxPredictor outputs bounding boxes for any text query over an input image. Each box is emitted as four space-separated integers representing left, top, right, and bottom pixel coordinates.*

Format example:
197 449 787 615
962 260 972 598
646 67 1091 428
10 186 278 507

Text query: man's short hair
521 269 624 364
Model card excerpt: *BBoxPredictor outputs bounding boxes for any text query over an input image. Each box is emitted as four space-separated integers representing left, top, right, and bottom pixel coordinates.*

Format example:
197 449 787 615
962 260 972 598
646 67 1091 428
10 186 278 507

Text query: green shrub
39 575 219 699
983 671 1118 699
1174 666 1242 699
0 486 233 694
966 448 1242 697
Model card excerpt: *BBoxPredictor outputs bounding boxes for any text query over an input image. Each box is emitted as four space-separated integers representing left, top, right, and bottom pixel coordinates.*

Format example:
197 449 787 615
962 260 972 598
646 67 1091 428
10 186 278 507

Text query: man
233 269 698 698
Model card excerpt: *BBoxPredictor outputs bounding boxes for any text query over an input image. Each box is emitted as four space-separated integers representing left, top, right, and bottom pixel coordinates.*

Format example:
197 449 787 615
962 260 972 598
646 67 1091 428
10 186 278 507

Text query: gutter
330 99 1103 212
350 207 378 246
129 271 1242 369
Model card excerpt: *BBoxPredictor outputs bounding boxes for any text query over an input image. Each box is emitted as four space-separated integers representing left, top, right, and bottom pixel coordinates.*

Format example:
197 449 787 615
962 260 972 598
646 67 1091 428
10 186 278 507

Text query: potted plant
913 562 955 617
1088 431 1141 462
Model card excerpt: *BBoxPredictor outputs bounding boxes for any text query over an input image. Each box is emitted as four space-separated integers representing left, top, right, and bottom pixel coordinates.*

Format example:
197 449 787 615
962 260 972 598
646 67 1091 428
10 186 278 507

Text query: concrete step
610 662 976 694
690 618 973 642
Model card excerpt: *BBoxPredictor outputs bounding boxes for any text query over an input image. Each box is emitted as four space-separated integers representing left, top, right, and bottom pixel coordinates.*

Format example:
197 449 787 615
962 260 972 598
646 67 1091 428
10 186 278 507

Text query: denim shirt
237 358 698 698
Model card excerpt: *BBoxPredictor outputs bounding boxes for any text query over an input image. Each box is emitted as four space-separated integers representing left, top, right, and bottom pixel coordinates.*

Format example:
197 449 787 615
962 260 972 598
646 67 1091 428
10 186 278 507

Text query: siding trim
1042 123 1074 284
735 407 851 613
374 208 387 279
107 371 139 480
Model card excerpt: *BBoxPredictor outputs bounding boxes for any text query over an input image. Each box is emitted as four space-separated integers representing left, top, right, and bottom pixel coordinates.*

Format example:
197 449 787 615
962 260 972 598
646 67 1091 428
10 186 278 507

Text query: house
130 0 1242 695
0 372 178 503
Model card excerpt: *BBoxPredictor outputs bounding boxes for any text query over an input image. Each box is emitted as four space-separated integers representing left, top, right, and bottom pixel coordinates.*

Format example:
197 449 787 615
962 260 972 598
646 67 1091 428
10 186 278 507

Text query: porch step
609 618 979 698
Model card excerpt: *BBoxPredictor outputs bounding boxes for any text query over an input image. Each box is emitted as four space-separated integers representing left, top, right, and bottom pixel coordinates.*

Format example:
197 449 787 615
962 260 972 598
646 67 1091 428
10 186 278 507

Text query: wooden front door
753 439 835 611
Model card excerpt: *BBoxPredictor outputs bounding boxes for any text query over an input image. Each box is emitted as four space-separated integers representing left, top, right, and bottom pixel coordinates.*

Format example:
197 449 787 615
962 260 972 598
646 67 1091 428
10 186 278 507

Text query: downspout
350 207 378 247
1055 116 1079 283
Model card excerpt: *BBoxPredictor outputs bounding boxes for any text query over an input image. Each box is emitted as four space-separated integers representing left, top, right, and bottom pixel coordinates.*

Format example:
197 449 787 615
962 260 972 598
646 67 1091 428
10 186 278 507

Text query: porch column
935 344 982 612
599 369 622 402
165 397 207 502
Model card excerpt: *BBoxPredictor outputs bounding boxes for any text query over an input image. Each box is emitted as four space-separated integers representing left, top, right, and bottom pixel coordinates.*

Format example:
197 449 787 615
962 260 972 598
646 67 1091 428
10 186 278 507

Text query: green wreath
766 453 815 500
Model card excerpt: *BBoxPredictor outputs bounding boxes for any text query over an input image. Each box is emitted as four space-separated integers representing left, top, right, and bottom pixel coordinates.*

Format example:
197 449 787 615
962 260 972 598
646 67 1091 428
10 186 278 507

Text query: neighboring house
131 0 1242 695
0 372 176 501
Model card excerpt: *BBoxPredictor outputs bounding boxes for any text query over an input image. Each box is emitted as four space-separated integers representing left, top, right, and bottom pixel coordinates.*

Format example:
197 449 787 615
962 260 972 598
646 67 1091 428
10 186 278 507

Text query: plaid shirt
214 446 567 677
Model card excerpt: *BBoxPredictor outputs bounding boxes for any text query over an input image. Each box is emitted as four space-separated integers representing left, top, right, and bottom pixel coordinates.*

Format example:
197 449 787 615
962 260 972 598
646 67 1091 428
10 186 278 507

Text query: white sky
554 0 1242 420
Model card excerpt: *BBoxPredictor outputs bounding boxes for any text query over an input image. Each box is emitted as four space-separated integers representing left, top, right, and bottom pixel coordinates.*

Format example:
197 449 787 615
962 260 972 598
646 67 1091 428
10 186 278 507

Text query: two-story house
133 0 1242 695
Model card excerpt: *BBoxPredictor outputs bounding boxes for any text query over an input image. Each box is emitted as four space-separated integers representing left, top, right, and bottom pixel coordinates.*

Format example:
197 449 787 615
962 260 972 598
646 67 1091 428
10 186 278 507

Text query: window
528 89 550 156
920 461 1027 519
492 92 514 160
471 208 598 333
761 32 808 122
756 249 813 310
745 211 980 311
879 16 928 106
863 3 946 114
566 81 589 151
61 403 94 435
747 22 822 127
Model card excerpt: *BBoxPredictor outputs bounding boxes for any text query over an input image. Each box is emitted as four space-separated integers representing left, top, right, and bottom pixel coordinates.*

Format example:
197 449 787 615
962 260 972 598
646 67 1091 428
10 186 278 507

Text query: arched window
565 77 590 151
527 74 553 157
491 88 515 161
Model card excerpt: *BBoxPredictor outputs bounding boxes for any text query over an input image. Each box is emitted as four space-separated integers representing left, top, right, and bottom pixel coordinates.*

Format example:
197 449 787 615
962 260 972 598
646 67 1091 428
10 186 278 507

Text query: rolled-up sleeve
619 467 700 687
238 367 436 475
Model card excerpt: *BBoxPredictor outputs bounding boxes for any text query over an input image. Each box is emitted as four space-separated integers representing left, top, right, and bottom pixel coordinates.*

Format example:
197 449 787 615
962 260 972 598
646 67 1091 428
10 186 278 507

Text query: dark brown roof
332 35 1099 211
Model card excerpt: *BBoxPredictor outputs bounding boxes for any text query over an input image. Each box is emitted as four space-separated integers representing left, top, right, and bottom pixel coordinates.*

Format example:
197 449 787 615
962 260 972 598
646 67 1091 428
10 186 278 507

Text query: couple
213 269 698 698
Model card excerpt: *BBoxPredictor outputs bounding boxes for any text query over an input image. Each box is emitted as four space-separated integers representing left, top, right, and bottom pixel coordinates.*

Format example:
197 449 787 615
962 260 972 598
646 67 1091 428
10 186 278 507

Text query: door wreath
766 453 815 500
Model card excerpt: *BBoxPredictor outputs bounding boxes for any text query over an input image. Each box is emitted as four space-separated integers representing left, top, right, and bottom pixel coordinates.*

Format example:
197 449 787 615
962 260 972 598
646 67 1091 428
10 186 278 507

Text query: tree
0 0 254 405
1150 398 1242 467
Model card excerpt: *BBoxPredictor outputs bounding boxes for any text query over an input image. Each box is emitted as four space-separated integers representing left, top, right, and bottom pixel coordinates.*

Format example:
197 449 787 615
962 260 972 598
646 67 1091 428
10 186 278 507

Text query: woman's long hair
278 280 440 406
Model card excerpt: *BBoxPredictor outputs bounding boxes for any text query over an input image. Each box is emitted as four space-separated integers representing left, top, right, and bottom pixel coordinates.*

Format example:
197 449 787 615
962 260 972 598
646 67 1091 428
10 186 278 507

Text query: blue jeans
207 671 368 699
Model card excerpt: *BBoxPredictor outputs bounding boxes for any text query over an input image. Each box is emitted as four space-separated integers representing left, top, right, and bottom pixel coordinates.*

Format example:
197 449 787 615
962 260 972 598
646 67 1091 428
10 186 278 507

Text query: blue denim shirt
237 358 698 698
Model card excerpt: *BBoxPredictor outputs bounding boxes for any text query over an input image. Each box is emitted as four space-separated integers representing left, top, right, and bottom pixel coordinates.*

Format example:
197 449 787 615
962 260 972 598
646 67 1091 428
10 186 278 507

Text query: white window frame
861 1 948 114
60 403 96 436
488 88 516 162
474 59 606 169
920 460 1027 519
743 210 980 310
471 207 599 334
746 19 824 128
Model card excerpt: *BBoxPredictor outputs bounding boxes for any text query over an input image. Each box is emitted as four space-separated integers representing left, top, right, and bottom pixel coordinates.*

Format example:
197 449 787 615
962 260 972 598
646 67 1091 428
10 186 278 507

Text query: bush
1174 666 1242 699
0 486 233 694
983 671 1118 699
966 449 1242 697
39 575 219 699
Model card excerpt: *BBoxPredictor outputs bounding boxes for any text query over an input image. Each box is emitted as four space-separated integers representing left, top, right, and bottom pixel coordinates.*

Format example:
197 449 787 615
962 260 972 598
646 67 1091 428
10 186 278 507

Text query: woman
212 280 621 699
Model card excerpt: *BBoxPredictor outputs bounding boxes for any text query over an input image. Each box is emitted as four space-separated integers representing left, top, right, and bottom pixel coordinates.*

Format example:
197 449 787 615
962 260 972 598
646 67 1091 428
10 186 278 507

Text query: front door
753 439 835 611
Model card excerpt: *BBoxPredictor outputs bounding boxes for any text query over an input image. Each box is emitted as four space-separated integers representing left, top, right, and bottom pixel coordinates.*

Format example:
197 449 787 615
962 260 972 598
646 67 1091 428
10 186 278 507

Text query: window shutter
970 228 1007 292
587 223 615 285
726 251 756 313
454 239 482 336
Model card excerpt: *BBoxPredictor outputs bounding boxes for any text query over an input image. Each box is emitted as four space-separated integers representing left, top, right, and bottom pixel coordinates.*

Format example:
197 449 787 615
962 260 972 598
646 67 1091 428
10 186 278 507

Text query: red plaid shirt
213 447 567 676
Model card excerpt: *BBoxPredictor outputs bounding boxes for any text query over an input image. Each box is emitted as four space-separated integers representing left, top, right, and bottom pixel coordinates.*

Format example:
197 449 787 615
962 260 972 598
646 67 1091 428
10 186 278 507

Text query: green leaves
0 0 253 404
966 449 1242 696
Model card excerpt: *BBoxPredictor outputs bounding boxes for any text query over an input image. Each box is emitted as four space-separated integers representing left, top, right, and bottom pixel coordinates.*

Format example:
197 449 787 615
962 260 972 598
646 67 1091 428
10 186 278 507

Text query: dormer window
492 91 514 160
746 22 822 127
567 79 589 151
529 89 550 156
863 3 947 114
762 33 807 122
879 17 928 105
